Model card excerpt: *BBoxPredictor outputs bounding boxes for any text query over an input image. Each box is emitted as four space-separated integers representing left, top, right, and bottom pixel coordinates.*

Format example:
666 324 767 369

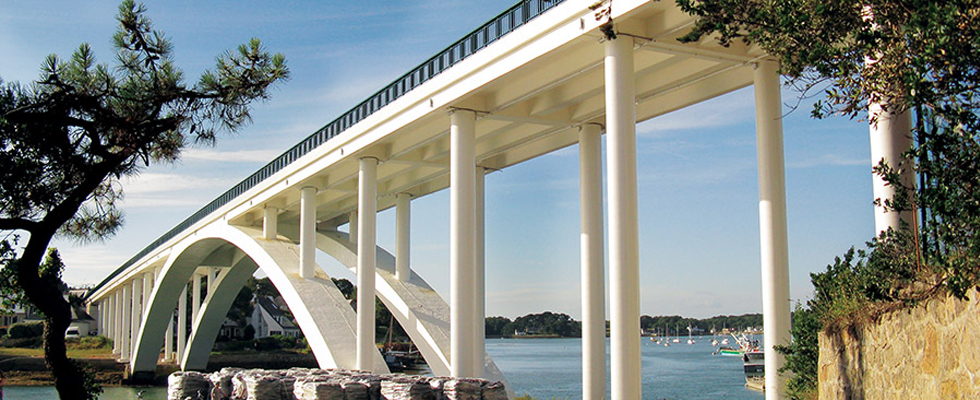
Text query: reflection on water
5 336 765 400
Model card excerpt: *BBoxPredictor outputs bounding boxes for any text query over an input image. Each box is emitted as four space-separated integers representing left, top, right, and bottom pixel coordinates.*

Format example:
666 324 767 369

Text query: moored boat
742 350 765 391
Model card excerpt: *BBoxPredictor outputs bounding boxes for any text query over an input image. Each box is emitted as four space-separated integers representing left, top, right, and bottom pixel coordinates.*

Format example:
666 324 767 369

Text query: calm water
4 336 763 399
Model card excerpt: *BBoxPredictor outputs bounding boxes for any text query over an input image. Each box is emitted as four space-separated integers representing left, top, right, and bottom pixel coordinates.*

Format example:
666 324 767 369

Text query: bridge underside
80 1 863 399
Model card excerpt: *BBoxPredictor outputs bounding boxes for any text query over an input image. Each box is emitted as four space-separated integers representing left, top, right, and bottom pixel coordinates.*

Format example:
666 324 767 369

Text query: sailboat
686 324 695 345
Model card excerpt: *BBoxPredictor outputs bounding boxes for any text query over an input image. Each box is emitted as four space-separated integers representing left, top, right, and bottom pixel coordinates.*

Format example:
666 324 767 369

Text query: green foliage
73 335 110 350
640 313 763 334
7 321 45 339
509 312 581 337
485 316 513 337
775 303 821 400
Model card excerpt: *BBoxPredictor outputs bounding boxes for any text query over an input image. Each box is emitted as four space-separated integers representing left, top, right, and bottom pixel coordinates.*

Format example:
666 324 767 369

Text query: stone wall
818 289 980 399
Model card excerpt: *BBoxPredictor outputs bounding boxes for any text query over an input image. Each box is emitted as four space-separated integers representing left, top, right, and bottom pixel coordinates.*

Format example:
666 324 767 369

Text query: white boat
743 350 765 391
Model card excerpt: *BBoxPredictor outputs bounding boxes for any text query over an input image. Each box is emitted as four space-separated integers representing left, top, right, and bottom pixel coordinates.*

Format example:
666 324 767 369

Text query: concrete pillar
450 109 477 377
754 59 791 400
177 284 188 363
263 206 279 240
605 35 641 400
131 278 142 357
473 166 486 378
869 104 913 235
142 272 153 319
395 193 411 282
207 268 217 298
350 211 358 245
113 291 121 353
579 123 605 400
300 186 318 279
192 273 202 323
356 157 379 371
164 312 174 362
120 284 132 362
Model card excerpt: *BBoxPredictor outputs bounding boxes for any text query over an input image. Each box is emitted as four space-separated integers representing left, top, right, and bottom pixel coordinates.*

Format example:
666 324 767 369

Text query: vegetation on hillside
676 0 980 398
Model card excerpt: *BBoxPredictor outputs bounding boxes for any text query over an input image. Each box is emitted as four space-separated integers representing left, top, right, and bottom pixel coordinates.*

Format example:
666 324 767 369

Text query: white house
251 295 300 338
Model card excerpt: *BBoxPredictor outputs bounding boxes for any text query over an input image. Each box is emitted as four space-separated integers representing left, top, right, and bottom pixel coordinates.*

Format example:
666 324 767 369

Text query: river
3 336 764 399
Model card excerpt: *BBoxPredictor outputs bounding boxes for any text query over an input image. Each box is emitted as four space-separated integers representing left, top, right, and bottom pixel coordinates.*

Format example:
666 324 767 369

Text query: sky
1 0 876 320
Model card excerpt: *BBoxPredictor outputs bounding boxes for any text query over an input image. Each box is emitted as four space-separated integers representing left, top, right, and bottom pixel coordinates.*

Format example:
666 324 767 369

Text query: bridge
83 1 909 399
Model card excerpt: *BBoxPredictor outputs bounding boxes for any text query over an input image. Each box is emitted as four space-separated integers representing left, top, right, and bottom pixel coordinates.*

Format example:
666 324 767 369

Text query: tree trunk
17 229 97 400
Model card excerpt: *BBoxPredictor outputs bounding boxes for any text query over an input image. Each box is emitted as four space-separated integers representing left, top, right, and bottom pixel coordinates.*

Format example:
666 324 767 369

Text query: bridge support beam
579 123 605 400
356 157 378 371
142 273 153 319
131 278 143 360
113 290 121 354
177 284 187 362
192 273 202 322
164 312 174 362
605 35 641 400
473 166 486 378
754 59 791 400
264 206 279 240
450 109 476 378
120 284 132 362
350 211 358 245
395 193 411 282
301 187 318 279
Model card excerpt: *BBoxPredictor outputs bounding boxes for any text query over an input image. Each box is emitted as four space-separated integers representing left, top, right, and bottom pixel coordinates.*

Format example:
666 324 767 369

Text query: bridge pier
473 165 486 379
754 59 791 400
578 123 605 400
450 109 477 378
356 157 379 371
131 278 143 362
113 290 122 355
120 284 131 362
605 34 641 400
300 187 318 279
395 193 411 282
177 283 187 363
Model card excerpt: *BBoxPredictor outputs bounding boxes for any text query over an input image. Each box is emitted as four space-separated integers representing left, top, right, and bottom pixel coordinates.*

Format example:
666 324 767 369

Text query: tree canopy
0 1 288 398
676 0 980 398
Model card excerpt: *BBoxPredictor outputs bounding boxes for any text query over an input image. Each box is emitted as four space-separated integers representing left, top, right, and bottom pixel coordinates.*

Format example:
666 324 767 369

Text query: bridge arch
130 223 387 373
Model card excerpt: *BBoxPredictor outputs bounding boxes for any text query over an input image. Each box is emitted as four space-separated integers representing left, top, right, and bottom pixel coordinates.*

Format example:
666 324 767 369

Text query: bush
73 335 110 350
7 322 44 339
253 337 283 351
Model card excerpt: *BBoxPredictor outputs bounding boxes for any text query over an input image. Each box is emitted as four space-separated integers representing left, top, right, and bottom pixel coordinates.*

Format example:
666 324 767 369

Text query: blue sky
1 1 875 319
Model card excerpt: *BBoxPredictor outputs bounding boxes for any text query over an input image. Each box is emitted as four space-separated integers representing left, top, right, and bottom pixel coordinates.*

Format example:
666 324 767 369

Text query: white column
300 186 318 279
130 279 142 356
450 109 477 377
579 123 605 400
349 211 358 245
356 157 379 371
207 268 217 298
473 166 486 378
263 206 279 240
192 273 202 323
395 193 412 282
869 104 913 235
113 291 121 353
120 284 132 362
605 35 641 400
164 312 174 362
177 284 188 363
754 59 791 400
142 272 153 319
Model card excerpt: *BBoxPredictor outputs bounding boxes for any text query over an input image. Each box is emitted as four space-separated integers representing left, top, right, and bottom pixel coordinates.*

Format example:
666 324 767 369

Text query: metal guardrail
88 0 565 297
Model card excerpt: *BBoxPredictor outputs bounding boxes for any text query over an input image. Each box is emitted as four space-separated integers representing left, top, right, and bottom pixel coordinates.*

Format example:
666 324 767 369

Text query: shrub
7 321 44 339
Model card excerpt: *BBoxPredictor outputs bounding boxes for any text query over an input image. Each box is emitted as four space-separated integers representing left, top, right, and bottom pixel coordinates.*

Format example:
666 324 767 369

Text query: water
487 337 764 400
4 336 763 399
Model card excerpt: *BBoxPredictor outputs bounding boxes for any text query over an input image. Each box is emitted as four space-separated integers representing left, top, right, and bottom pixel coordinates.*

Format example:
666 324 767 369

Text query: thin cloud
182 148 282 163
788 153 868 169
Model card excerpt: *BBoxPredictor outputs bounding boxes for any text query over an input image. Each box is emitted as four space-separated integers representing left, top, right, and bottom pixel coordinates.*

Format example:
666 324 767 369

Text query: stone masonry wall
818 289 980 399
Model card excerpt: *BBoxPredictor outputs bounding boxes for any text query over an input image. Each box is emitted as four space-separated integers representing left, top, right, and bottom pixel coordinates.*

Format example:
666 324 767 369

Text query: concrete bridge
84 1 909 399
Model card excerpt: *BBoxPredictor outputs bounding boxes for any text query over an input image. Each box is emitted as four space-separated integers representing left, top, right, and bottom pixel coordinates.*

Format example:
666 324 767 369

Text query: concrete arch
315 231 510 387
130 223 387 373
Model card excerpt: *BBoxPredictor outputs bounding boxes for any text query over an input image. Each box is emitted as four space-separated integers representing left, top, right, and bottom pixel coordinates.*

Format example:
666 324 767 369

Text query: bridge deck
89 0 762 301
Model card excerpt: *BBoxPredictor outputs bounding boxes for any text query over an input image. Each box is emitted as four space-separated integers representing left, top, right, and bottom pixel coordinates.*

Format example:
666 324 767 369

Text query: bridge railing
88 0 566 297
